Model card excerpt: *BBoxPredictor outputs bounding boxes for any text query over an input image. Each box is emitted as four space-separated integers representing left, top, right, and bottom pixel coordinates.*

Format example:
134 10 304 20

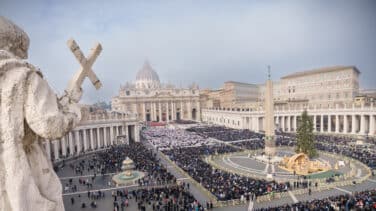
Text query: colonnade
202 104 376 137
43 123 140 161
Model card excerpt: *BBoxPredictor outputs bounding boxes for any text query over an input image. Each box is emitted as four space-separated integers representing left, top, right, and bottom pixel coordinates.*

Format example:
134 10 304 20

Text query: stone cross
66 38 102 93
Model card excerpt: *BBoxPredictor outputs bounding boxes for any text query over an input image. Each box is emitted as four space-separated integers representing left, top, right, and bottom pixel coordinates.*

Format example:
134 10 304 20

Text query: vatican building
112 61 201 122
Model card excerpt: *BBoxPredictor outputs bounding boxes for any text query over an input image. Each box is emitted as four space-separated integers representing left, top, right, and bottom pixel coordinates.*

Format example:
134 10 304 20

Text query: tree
296 110 317 158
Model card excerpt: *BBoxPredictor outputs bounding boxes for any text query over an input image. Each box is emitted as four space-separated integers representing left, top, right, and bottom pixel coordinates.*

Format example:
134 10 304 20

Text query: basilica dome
135 61 161 89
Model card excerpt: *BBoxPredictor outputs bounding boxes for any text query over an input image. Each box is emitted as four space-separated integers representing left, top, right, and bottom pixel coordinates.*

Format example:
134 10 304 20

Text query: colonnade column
68 133 74 155
104 127 108 147
287 116 291 132
62 136 67 156
281 116 285 132
45 140 51 160
53 140 59 160
328 115 332 133
320 115 324 133
83 130 88 151
96 128 101 148
75 130 81 154
360 115 366 135
90 128 95 150
313 115 317 132
110 126 114 145
370 115 375 136
293 116 297 132
335 115 339 133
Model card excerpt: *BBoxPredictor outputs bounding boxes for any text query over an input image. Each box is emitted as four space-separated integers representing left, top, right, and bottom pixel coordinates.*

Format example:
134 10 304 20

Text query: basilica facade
112 61 201 122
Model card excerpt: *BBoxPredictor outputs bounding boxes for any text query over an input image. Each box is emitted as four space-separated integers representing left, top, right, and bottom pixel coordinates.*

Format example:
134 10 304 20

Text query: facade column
335 115 340 133
142 103 146 121
275 116 279 130
281 116 285 132
75 130 81 154
69 132 74 155
125 124 129 144
351 115 357 134
254 117 259 132
294 116 297 132
104 127 108 147
344 115 348 134
45 139 51 160
83 129 88 151
152 102 156 121
135 124 140 142
61 137 67 156
370 115 375 136
287 116 291 132
90 128 95 150
171 101 175 121
196 100 201 121
180 101 184 119
150 102 156 121
360 115 366 135
159 102 162 122
53 140 59 160
328 115 332 133
166 101 170 122
188 101 192 120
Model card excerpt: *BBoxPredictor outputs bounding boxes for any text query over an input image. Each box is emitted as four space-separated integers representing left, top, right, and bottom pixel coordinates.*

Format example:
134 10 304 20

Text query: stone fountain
112 157 145 186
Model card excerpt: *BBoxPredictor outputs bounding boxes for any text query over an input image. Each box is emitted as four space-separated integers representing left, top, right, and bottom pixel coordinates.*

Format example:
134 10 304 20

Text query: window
126 91 130 96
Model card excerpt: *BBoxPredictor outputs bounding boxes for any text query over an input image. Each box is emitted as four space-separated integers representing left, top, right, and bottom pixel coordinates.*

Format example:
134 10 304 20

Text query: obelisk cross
66 38 102 94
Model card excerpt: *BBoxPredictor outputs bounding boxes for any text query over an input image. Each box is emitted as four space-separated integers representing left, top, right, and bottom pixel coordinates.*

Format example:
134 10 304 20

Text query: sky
1 0 376 103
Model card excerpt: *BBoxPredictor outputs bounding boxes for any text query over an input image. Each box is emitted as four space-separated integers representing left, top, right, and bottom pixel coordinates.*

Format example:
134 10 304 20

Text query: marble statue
0 16 84 211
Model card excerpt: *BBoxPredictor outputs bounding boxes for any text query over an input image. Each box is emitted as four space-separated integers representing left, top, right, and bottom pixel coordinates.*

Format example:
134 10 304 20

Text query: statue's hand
60 86 82 105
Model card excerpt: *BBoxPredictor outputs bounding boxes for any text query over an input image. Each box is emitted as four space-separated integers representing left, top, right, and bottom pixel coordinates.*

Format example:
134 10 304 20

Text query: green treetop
296 110 317 158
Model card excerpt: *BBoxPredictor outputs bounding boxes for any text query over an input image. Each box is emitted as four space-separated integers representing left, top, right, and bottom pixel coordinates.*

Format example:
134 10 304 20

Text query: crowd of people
61 142 204 210
142 127 214 150
162 144 290 201
256 189 376 210
130 184 203 211
187 125 261 142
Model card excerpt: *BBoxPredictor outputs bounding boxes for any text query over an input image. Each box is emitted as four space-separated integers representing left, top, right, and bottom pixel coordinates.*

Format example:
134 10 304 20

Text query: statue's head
0 16 30 59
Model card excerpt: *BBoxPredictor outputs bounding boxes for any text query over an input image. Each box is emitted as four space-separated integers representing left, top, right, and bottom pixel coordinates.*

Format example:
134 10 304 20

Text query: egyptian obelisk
264 66 276 156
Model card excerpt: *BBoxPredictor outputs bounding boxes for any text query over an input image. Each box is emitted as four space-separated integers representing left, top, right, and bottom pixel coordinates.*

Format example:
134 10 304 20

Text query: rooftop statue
0 16 101 211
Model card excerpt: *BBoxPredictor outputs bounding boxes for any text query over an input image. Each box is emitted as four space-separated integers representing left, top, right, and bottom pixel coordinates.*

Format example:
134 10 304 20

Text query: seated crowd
142 127 214 150
162 144 290 201
187 125 261 142
256 189 376 211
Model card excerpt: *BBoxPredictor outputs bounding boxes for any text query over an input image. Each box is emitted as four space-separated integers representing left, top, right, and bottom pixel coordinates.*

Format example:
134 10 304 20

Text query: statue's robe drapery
0 50 81 211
